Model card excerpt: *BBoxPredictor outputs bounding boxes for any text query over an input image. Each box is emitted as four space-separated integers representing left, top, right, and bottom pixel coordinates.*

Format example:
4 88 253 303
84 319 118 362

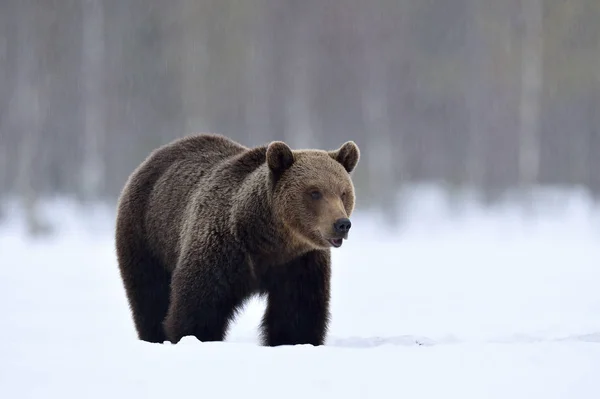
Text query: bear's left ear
266 141 295 173
329 141 360 173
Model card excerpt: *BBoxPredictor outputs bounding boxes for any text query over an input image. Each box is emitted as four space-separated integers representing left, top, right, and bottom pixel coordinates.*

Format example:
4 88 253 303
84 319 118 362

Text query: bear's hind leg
117 243 172 343
260 250 332 346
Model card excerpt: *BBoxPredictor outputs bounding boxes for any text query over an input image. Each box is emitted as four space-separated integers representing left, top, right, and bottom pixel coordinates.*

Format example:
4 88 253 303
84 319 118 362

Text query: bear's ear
266 141 295 173
329 141 360 173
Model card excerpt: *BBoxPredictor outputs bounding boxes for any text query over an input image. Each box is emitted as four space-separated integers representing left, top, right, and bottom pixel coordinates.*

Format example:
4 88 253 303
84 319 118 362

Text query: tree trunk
179 0 210 133
81 0 106 202
244 0 272 146
284 20 315 149
13 0 48 236
590 34 600 201
518 0 543 193
465 0 486 192
360 8 397 225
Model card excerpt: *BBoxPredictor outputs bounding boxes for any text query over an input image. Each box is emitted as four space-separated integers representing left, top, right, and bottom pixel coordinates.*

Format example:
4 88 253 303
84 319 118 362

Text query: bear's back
152 133 247 170
139 134 249 265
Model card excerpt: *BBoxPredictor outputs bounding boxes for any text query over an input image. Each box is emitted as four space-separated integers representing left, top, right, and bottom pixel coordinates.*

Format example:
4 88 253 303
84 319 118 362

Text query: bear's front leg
260 250 332 346
163 245 252 344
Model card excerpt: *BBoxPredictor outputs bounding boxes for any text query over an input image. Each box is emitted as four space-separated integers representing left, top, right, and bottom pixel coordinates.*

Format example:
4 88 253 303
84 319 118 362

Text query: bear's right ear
266 141 295 173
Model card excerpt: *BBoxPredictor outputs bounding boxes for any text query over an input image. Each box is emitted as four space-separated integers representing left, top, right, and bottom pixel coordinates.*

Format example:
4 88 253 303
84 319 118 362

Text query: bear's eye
310 190 322 200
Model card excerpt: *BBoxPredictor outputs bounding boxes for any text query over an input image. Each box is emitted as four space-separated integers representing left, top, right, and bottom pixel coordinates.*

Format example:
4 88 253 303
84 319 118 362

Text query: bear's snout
333 217 351 237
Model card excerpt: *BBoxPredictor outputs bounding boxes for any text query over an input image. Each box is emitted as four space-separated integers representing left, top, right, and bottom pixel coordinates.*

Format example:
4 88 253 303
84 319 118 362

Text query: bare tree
0 3 9 196
178 0 211 134
11 0 49 235
465 0 487 191
358 3 399 222
518 0 543 193
243 0 272 146
283 4 318 148
590 18 600 198
81 0 106 201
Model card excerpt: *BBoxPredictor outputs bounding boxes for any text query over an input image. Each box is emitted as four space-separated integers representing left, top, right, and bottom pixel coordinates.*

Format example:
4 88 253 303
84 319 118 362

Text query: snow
1 186 600 398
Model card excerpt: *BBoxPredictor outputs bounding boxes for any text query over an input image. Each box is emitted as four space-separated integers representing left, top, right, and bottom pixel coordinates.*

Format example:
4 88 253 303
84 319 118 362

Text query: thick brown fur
115 133 360 346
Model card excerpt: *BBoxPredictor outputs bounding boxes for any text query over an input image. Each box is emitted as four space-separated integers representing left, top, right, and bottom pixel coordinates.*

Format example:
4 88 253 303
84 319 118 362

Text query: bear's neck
232 165 313 266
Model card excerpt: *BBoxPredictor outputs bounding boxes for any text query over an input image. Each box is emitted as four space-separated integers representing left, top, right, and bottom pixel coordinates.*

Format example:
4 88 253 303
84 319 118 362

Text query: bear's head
266 140 360 250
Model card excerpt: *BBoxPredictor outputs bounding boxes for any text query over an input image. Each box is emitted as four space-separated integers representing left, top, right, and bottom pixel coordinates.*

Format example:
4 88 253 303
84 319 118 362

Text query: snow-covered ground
1 186 600 398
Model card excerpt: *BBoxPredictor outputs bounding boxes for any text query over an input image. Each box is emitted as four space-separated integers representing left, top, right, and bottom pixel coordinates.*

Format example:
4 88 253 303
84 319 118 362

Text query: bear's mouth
327 238 344 248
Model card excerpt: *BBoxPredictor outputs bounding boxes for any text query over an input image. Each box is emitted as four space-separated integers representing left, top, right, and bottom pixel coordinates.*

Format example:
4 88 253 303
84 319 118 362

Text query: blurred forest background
0 0 599 234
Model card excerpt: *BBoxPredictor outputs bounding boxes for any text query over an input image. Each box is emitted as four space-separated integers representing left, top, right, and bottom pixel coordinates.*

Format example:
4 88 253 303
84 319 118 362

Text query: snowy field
1 186 600 398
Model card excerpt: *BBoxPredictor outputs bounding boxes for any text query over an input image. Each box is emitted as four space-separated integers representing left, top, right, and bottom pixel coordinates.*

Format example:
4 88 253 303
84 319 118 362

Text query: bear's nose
333 218 352 234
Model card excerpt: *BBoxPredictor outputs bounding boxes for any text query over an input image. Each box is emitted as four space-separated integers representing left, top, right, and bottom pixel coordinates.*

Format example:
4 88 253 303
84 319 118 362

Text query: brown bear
115 133 359 346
